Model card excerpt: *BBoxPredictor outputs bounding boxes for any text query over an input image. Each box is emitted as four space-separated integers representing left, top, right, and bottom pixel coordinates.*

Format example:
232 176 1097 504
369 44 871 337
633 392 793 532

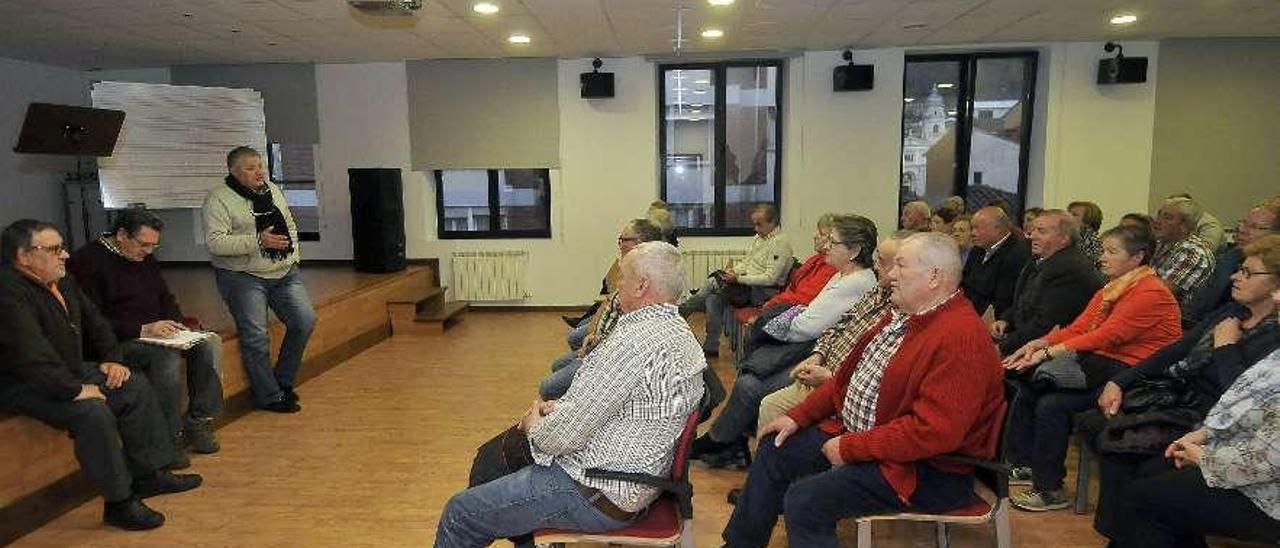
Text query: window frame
898 51 1038 219
657 59 785 237
432 168 552 240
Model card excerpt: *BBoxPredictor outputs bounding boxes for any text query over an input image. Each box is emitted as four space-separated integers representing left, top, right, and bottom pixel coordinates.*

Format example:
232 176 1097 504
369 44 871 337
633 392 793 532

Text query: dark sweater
0 268 122 401
1110 302 1280 410
67 239 184 341
1183 245 1243 328
962 233 1032 319
998 245 1105 356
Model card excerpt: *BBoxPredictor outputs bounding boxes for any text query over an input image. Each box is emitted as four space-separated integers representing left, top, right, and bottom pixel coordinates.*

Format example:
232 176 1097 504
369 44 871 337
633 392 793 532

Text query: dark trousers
722 426 976 548
1009 352 1127 491
1110 467 1280 547
1076 409 1180 539
0 371 178 502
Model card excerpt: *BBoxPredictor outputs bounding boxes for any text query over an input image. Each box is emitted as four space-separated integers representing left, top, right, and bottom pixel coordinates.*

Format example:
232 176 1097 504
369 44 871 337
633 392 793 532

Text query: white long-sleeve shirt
734 229 794 286
779 268 877 342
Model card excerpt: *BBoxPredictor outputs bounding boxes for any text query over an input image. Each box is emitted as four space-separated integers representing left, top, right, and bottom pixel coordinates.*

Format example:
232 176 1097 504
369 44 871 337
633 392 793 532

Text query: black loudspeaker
833 64 874 91
1097 57 1148 84
580 71 615 98
348 168 406 273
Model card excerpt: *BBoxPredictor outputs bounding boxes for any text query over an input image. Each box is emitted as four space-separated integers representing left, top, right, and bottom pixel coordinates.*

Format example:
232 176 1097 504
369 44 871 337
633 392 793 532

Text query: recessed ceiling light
1110 13 1138 25
708 0 735 5
701 28 724 39
936 83 954 89
508 33 531 44
473 2 499 15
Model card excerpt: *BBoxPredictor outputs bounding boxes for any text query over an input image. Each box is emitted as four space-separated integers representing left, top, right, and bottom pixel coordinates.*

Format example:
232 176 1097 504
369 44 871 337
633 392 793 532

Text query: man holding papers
69 209 224 455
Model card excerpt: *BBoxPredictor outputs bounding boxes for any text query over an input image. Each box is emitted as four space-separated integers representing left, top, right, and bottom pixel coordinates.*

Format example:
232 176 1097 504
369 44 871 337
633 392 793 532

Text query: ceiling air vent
347 0 423 16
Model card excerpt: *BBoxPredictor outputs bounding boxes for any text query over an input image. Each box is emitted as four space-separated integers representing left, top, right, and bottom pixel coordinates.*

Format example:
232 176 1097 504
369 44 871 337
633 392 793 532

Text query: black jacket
1110 301 1280 409
962 233 1032 319
0 267 122 401
998 245 1105 355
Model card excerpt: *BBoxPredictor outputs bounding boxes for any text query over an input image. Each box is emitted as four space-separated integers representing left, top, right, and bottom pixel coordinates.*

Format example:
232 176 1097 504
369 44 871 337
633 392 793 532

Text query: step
415 300 468 333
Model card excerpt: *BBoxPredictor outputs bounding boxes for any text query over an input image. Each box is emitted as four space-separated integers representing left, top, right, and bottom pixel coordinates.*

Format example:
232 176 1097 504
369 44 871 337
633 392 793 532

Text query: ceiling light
701 28 724 39
508 33 531 44
708 0 735 5
694 79 710 85
936 83 954 89
1110 13 1138 25
473 2 499 14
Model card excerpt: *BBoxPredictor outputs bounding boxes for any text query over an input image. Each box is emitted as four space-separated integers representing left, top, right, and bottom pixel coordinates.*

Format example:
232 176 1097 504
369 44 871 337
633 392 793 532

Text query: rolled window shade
407 58 560 170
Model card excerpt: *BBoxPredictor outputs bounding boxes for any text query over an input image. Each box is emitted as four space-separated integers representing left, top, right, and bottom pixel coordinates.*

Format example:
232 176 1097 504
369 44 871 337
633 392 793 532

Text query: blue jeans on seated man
214 267 316 407
121 336 224 437
566 317 592 351
435 463 630 548
723 426 977 548
540 353 581 400
679 278 729 353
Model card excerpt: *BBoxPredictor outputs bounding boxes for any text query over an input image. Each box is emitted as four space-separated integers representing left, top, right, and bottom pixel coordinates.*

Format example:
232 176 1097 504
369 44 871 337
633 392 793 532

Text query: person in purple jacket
69 209 223 456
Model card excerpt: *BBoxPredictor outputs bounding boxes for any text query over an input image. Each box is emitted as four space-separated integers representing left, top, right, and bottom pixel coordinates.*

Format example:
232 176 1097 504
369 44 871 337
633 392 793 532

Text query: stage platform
0 262 440 544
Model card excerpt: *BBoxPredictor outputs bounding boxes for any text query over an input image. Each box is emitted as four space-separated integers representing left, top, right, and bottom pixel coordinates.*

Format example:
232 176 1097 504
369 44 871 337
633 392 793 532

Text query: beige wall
1149 39 1280 224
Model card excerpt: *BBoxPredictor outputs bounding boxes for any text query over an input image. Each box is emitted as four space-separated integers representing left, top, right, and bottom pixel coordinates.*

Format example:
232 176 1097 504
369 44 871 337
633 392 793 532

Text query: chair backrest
667 409 702 481
975 380 1019 499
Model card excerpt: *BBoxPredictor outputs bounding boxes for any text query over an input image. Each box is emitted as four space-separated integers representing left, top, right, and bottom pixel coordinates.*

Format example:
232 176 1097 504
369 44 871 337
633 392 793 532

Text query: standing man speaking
204 146 316 413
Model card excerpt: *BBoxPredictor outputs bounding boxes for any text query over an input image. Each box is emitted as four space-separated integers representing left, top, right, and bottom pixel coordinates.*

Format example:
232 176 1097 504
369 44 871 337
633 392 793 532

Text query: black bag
1121 377 1200 415
1095 408 1202 456
468 425 535 488
698 367 726 424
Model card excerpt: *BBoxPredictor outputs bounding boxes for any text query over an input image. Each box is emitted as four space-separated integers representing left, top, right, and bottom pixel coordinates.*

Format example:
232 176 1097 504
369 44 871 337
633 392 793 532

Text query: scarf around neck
224 175 293 262
1087 265 1156 331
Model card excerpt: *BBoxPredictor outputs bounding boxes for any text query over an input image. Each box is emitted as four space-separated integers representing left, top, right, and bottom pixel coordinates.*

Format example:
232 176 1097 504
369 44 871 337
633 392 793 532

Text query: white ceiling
0 0 1277 69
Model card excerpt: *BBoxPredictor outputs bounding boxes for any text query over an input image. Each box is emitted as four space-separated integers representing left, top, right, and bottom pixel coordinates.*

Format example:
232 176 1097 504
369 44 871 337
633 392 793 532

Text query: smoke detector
347 0 423 16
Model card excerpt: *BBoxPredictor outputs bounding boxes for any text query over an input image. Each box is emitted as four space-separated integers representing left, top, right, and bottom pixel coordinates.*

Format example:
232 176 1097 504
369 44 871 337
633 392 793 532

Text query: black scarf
224 175 294 261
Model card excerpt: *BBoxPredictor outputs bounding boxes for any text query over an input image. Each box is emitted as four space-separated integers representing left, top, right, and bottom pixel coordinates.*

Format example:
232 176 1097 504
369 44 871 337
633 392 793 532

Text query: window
899 52 1037 218
434 168 551 239
659 60 783 235
268 143 320 241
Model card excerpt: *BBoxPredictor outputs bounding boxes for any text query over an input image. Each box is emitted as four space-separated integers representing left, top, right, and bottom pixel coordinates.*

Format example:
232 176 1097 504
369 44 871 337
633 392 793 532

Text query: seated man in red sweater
721 232 1006 547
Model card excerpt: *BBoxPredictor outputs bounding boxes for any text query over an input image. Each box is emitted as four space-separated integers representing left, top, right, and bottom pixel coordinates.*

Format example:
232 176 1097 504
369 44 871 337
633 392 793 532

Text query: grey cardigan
202 181 300 279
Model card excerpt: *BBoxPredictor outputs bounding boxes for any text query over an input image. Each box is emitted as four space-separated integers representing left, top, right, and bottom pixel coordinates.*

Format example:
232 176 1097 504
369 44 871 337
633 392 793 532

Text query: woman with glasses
1084 234 1280 541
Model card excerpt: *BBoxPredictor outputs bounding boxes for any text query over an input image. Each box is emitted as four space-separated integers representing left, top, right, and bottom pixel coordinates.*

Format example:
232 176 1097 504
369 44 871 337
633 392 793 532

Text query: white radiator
682 249 746 291
451 251 530 301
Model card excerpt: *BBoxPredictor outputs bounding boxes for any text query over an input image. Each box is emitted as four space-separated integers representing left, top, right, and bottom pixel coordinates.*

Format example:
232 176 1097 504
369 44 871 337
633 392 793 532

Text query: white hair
626 241 685 301
903 232 963 287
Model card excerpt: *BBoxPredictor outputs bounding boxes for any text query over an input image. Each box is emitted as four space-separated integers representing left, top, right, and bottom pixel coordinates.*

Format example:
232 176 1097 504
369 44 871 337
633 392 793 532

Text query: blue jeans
435 463 629 548
121 335 224 436
708 365 794 443
540 353 581 400
723 427 976 548
680 278 730 352
566 318 591 351
215 267 316 407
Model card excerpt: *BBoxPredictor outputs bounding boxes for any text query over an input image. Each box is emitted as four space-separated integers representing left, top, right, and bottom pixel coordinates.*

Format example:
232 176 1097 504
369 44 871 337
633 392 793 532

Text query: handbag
1121 377 1200 415
468 425 534 488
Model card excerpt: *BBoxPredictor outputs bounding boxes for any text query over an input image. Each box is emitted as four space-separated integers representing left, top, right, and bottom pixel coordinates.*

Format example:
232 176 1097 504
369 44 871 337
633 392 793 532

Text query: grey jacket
202 181 300 278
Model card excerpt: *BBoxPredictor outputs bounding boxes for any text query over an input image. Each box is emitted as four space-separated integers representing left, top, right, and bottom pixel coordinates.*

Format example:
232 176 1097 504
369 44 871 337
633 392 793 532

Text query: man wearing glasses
0 219 201 530
69 209 225 458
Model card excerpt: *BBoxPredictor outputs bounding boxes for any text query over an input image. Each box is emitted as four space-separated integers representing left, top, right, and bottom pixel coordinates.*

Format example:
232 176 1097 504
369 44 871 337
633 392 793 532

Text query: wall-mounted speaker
1097 57 1148 84
580 57 615 98
833 50 873 92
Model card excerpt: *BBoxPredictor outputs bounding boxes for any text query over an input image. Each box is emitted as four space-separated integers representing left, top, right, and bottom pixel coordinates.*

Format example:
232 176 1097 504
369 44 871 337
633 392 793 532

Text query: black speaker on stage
348 168 406 273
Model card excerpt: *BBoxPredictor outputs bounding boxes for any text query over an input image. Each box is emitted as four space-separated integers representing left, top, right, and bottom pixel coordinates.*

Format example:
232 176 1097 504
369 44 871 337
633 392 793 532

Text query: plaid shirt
1078 228 1102 268
811 286 893 371
1153 235 1216 311
839 291 958 433
529 303 705 512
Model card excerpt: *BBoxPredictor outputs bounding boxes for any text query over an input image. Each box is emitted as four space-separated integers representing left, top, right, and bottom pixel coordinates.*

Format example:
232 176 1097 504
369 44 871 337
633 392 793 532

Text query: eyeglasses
617 236 640 244
1237 266 1274 279
28 243 69 254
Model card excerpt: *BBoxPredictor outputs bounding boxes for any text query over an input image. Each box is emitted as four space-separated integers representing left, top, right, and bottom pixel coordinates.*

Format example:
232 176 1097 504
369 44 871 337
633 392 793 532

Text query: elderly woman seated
1106 297 1280 546
690 215 879 468
1003 225 1183 511
1082 234 1280 540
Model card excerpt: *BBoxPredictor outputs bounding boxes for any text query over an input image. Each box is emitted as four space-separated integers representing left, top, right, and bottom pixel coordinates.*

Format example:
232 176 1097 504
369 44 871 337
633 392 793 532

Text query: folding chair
534 410 700 548
856 381 1017 548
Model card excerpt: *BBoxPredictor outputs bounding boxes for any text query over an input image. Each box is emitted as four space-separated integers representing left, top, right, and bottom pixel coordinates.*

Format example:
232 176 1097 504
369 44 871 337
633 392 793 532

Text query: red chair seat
938 499 992 518
733 307 760 324
535 495 681 541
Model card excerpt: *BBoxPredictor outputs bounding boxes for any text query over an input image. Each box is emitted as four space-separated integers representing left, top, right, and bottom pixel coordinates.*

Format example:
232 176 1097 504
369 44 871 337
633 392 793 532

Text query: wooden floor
10 311 1251 547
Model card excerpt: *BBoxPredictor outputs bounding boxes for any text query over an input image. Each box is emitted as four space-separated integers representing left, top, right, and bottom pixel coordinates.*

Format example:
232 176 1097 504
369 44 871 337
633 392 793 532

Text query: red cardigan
763 253 837 308
787 293 1005 504
1043 274 1182 366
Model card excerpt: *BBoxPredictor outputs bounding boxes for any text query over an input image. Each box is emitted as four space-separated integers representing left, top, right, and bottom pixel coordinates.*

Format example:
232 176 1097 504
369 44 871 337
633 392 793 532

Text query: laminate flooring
12 311 1255 547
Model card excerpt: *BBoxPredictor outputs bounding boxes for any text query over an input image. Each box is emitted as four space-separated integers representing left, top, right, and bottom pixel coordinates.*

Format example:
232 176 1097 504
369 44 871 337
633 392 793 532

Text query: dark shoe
726 487 743 506
103 497 164 530
561 315 581 327
281 387 300 404
133 471 203 499
698 444 749 470
184 418 220 454
703 348 720 358
689 434 731 460
164 451 191 471
261 399 301 413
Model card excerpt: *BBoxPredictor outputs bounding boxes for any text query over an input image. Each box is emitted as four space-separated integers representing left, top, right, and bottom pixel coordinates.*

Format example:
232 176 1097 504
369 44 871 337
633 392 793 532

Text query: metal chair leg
935 522 949 548
995 504 1013 548
857 521 872 547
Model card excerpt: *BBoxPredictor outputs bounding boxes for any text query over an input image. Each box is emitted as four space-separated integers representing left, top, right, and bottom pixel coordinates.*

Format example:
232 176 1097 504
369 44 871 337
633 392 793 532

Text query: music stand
13 103 127 245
